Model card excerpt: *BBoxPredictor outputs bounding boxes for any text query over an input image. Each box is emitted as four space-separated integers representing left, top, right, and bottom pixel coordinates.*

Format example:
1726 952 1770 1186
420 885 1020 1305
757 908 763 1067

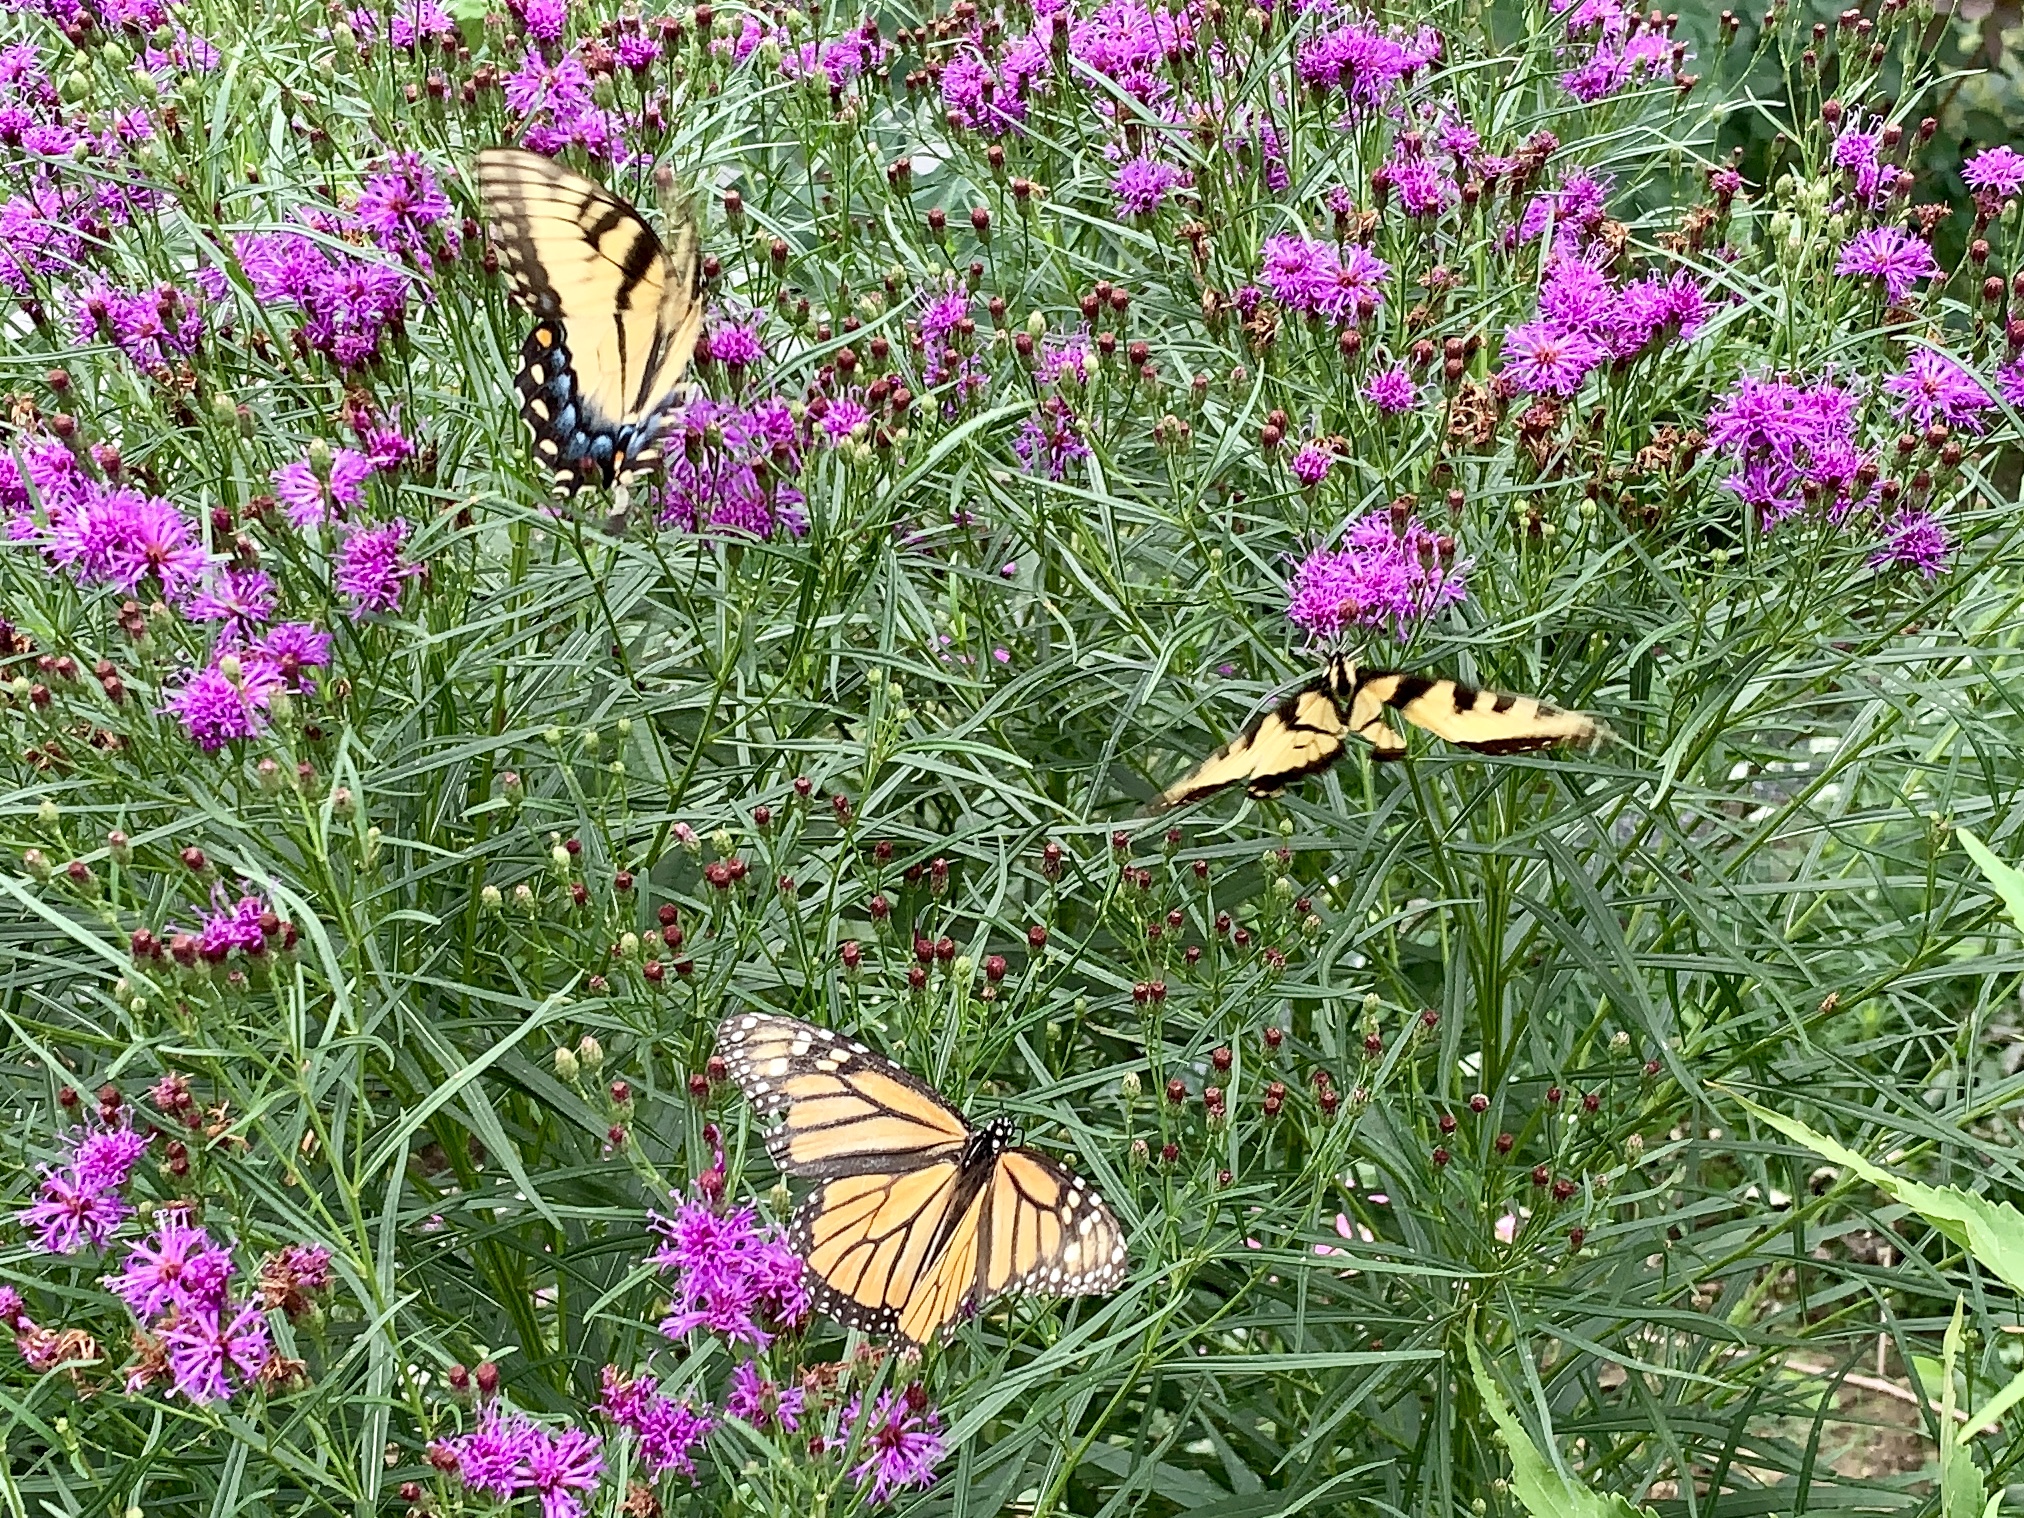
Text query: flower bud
554 1047 580 1082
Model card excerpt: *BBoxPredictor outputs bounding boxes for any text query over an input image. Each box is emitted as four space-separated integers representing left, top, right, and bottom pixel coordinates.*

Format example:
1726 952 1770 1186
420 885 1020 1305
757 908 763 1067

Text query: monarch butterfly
1151 654 1606 811
473 147 705 498
714 1012 1129 1346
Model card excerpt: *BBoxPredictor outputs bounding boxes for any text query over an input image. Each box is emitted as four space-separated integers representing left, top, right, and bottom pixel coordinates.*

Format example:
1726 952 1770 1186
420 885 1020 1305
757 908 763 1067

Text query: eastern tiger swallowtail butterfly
1153 654 1605 811
474 147 704 498
715 1012 1129 1346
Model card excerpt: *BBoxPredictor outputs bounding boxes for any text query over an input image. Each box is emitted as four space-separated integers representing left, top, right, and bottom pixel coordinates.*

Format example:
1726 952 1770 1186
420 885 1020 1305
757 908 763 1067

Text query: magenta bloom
702 320 765 371
1257 235 1391 325
451 1408 537 1500
1883 349 1993 433
164 661 281 751
726 1359 805 1432
522 1425 603 1518
1835 227 1940 304
1113 155 1186 217
161 1299 271 1404
353 151 458 265
50 488 206 598
1289 440 1335 488
336 518 416 619
598 1367 713 1478
1963 145 2024 196
814 394 871 445
1870 508 1951 578
185 567 276 631
1286 514 1468 641
272 448 374 529
847 1387 945 1505
1295 20 1439 113
1500 322 1606 396
74 1126 149 1193
647 1196 807 1349
105 1214 234 1324
1014 405 1093 480
1363 365 1418 413
1704 372 1872 524
76 279 205 370
18 1165 131 1254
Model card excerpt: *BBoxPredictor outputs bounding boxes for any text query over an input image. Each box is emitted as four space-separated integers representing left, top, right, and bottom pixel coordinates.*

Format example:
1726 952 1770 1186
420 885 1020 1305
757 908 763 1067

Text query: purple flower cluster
1882 349 1993 433
1113 154 1189 219
236 227 413 371
1831 117 1904 206
656 396 808 540
16 1119 148 1254
347 0 458 52
164 623 331 752
1552 0 1676 104
784 21 894 89
725 1359 805 1431
444 1406 605 1518
647 1196 808 1347
1294 18 1440 114
1704 372 1870 525
598 1366 716 1478
336 518 418 620
272 446 378 530
76 277 216 374
1014 398 1093 480
1962 145 2024 197
104 1212 276 1403
1256 235 1390 326
1500 252 1706 396
1835 227 1940 306
1286 513 1469 641
845 1387 946 1505
352 152 460 272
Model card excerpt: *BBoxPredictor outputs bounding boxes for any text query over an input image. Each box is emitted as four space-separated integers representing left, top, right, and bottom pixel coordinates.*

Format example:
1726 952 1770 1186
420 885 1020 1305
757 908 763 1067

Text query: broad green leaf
1941 1301 1988 1518
1729 1094 2024 1295
1959 829 2024 938
1466 1336 1653 1518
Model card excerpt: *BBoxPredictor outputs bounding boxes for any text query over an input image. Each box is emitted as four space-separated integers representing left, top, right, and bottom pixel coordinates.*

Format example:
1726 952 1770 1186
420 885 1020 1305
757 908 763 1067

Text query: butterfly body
1154 653 1605 811
474 147 704 498
716 1013 1128 1346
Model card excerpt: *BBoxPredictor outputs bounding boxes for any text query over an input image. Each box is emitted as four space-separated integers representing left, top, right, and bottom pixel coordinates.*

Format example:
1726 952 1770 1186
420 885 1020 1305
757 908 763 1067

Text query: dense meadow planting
5 0 2024 1512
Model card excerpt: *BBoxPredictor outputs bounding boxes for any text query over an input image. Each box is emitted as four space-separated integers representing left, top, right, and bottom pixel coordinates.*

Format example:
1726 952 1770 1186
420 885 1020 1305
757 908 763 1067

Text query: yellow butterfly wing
1349 669 1604 755
474 147 704 496
1152 685 1350 811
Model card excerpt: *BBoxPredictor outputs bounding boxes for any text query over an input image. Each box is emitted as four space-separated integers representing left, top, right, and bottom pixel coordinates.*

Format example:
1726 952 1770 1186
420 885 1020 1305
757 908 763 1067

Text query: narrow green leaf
1959 829 2024 938
1941 1301 1987 1518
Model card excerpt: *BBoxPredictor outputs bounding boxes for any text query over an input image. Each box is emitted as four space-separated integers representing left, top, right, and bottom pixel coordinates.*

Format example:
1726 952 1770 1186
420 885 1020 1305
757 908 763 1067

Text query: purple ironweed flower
1830 121 1892 205
1013 405 1092 480
186 886 271 959
105 1213 234 1324
1559 10 1673 103
815 394 872 445
1294 20 1439 114
19 1166 131 1254
452 1407 538 1499
1883 349 1993 433
523 0 569 42
0 438 87 538
353 152 459 266
244 622 333 690
161 1299 271 1403
1363 365 1418 413
1257 235 1391 325
164 659 282 751
522 1424 603 1518
648 1196 808 1347
1835 227 1940 305
1387 155 1455 217
259 1243 333 1318
658 396 808 539
1113 155 1186 218
235 229 412 370
1963 145 2024 197
1998 357 2024 408
1704 373 1869 523
1037 331 1095 387
1286 514 1468 640
335 518 415 619
51 488 207 598
701 320 765 371
1289 440 1335 488
74 1126 149 1193
1870 507 1951 578
846 1387 945 1505
919 286 971 345
1500 322 1606 396
940 46 1027 135
76 280 204 371
726 1359 805 1432
272 448 374 530
185 567 277 632
598 1367 713 1478
350 0 456 50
